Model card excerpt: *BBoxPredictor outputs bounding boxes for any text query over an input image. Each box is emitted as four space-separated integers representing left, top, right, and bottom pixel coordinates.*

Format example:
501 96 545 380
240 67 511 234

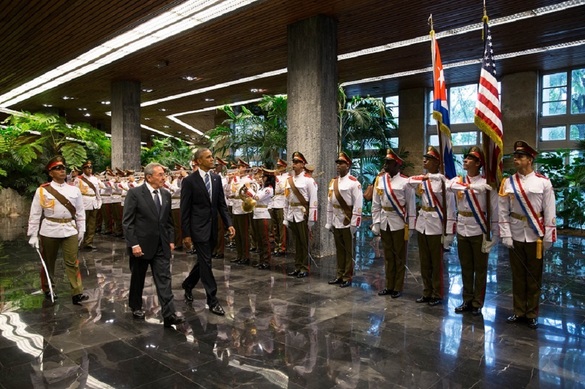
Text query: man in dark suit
123 162 184 328
181 148 236 316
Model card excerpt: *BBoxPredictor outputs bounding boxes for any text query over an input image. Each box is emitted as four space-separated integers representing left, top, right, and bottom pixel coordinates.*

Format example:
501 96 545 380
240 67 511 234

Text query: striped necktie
205 172 211 198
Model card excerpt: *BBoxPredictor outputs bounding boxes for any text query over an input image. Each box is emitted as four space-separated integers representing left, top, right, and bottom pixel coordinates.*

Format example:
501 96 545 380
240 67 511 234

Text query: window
426 83 495 176
539 67 585 151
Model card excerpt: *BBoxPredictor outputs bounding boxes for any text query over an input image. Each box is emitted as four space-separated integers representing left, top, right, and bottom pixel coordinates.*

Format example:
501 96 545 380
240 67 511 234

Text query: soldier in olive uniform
74 160 102 250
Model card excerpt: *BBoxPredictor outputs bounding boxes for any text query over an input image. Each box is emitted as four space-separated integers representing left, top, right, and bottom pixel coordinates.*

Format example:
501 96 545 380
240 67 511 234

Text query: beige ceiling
1 0 584 144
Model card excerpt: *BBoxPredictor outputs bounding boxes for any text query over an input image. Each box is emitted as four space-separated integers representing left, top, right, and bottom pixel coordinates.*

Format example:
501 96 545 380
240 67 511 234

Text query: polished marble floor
1 216 585 389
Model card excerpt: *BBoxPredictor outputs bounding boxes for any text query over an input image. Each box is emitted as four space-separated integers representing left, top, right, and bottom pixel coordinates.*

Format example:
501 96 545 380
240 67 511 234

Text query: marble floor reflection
1 218 585 388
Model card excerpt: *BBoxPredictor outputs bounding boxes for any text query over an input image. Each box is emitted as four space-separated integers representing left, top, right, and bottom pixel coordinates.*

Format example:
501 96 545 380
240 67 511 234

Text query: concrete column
501 71 538 169
111 80 141 171
287 15 337 258
399 88 427 175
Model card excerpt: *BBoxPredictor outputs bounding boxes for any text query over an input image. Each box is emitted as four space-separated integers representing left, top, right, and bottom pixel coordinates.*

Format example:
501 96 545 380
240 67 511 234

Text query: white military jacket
326 174 363 229
28 181 86 238
75 173 102 210
250 185 274 220
498 171 556 243
408 173 456 236
448 174 499 238
271 171 289 209
229 174 253 215
284 171 318 223
372 172 416 232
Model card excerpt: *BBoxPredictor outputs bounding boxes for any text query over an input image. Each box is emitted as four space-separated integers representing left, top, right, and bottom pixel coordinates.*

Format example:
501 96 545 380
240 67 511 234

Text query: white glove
543 241 552 251
308 221 314 229
78 232 84 247
481 236 498 253
371 223 380 236
283 220 289 227
350 226 357 235
442 234 454 250
469 183 493 192
29 236 39 249
325 223 332 231
502 237 514 248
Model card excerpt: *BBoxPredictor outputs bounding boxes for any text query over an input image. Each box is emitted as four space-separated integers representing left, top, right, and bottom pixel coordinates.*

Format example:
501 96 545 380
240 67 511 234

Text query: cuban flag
430 30 457 179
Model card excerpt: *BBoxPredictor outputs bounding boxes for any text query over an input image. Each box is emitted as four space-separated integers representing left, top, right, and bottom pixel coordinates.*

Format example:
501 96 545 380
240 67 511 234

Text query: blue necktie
205 173 211 199
153 190 161 214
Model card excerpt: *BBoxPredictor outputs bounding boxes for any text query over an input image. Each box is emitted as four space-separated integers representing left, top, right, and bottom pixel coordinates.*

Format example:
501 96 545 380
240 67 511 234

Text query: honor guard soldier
499 140 557 329
229 158 253 264
271 158 289 256
75 160 103 250
246 168 276 269
408 146 456 306
371 149 416 298
283 151 318 278
448 146 498 316
27 156 89 305
326 152 363 288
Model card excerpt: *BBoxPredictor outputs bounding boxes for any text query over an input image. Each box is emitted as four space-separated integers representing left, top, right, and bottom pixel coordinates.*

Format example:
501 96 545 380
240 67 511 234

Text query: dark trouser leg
457 234 475 304
255 218 271 265
271 208 285 252
290 220 309 272
215 213 225 255
233 214 250 260
129 251 149 310
112 202 123 235
61 234 83 295
193 241 219 307
510 241 542 319
83 209 98 246
249 213 257 250
333 227 354 281
151 246 176 318
39 235 59 293
102 203 113 234
418 233 443 298
381 228 406 291
172 208 182 247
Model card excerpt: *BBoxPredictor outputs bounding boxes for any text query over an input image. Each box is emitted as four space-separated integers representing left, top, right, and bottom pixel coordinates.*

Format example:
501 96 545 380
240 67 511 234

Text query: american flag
431 30 457 179
474 18 503 186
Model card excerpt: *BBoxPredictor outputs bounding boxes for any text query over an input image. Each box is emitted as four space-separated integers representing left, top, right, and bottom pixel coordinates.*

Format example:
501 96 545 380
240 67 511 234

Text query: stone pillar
501 71 538 169
399 88 427 175
287 15 337 258
111 80 141 171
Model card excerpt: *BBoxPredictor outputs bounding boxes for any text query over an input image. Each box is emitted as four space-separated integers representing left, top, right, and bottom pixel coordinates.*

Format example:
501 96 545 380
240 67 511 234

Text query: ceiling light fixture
100 101 110 105
181 75 199 81
142 88 154 93
0 0 263 107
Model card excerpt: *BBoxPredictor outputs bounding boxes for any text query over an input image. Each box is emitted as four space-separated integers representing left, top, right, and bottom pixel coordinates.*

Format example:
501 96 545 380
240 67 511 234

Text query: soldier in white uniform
213 158 229 258
100 169 115 235
448 146 498 316
75 160 103 250
27 156 89 305
408 146 456 306
229 158 253 264
271 158 289 256
499 140 557 329
111 169 124 237
325 152 363 288
371 149 416 298
284 151 318 278
246 168 276 269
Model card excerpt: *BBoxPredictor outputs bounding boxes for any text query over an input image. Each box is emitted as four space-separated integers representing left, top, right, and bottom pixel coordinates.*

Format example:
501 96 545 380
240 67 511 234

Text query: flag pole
430 15 448 236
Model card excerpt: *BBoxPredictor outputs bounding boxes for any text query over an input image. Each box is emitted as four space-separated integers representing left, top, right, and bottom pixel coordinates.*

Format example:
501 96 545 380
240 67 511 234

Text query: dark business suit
181 169 232 307
123 184 177 318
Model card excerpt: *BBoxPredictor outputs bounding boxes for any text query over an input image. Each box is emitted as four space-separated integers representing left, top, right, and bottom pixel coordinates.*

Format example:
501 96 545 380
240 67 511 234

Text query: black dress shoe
428 298 442 306
209 304 225 316
378 288 393 296
257 263 270 270
416 296 431 303
328 278 343 285
230 257 240 263
296 272 309 278
339 280 352 288
527 318 538 329
390 291 402 298
472 307 482 316
132 309 145 319
182 282 193 302
237 258 250 265
83 245 97 251
44 291 58 300
72 294 89 305
506 314 524 323
163 314 185 327
287 270 300 277
454 302 472 314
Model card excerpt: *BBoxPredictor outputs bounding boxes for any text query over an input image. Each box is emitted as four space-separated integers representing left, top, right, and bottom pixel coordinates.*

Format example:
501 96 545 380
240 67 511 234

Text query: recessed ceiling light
250 88 268 93
142 88 154 93
144 117 151 120
158 108 168 112
155 60 170 69
42 104 53 107
181 75 198 81
204 98 215 102
62 96 75 100
177 131 182 134
83 113 91 117
163 125 170 128
100 101 110 105
78 107 87 111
